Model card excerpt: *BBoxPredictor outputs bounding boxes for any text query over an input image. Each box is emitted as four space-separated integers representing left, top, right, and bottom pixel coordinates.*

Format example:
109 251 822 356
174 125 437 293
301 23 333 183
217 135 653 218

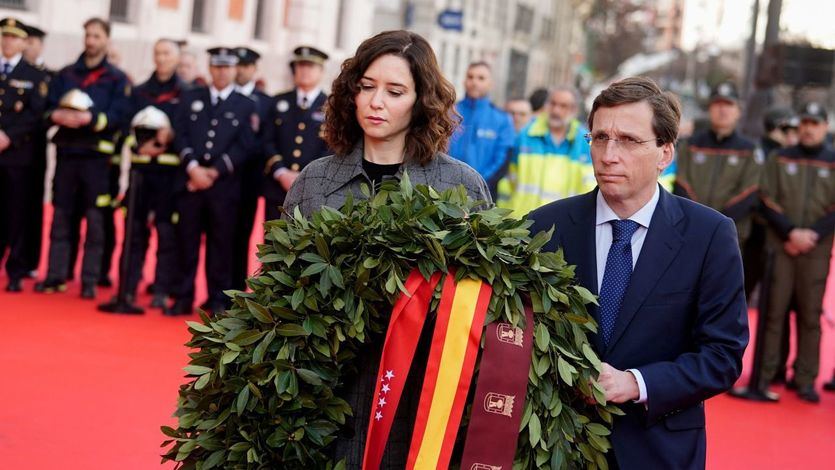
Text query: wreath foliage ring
161 176 620 469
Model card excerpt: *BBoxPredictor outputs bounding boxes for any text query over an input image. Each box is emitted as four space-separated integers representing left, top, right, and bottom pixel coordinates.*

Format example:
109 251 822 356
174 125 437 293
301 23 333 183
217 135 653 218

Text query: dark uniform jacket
47 54 132 157
674 128 764 240
262 89 329 202
130 72 184 170
0 59 47 166
174 86 256 182
760 144 835 241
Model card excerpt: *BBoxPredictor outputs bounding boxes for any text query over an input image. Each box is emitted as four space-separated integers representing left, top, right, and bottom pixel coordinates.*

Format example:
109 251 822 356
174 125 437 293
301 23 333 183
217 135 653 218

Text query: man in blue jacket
447 62 514 197
529 77 748 469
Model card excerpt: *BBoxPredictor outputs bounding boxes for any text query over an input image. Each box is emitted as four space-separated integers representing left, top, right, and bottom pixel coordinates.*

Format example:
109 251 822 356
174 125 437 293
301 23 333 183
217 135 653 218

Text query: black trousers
99 162 121 280
0 165 33 280
264 196 284 223
174 175 241 307
23 142 47 273
45 155 110 285
231 161 261 291
120 168 179 296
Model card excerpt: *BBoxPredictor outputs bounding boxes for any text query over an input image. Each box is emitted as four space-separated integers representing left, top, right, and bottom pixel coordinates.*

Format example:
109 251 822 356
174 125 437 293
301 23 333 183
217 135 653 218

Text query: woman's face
354 54 417 144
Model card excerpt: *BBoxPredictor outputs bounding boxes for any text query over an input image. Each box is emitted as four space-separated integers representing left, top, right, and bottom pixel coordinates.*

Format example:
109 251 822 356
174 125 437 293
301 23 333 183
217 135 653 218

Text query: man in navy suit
529 77 748 469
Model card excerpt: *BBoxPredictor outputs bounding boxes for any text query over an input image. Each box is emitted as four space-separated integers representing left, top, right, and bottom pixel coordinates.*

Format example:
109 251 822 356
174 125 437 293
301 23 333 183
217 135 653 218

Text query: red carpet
0 203 833 469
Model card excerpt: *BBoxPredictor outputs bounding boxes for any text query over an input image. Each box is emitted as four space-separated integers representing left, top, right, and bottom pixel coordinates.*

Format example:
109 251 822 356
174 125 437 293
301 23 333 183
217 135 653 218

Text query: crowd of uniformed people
0 16 832 400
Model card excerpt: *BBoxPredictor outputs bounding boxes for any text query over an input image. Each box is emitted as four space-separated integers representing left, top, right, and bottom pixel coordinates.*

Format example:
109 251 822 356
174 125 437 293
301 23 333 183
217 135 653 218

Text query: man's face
178 53 198 82
505 99 532 131
154 41 179 78
1 33 24 59
464 64 492 99
209 64 235 90
590 101 673 208
708 99 740 132
236 63 257 86
782 126 799 147
84 24 108 58
798 119 828 147
23 36 42 63
293 61 323 89
547 90 577 131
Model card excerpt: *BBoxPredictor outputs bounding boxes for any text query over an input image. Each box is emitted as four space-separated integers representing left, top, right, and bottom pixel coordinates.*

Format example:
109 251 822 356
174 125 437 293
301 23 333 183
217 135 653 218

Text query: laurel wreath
161 175 621 469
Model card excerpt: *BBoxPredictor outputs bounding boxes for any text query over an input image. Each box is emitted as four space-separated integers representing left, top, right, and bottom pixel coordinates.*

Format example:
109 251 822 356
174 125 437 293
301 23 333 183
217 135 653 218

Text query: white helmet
131 105 172 130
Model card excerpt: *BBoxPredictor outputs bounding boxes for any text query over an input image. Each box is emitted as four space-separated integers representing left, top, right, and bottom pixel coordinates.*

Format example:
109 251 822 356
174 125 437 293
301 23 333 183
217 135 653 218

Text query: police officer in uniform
674 81 763 290
231 46 270 291
0 18 48 292
115 38 184 308
165 47 256 316
755 102 835 403
262 46 329 221
21 24 53 279
34 17 131 299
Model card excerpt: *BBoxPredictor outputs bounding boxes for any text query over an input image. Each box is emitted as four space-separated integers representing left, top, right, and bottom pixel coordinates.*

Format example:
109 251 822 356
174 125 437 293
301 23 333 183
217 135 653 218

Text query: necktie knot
2 62 10 75
610 219 639 242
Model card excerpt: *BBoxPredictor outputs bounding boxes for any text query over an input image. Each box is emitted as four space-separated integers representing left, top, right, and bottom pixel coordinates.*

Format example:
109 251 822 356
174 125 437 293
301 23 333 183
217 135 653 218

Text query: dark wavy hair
323 30 458 165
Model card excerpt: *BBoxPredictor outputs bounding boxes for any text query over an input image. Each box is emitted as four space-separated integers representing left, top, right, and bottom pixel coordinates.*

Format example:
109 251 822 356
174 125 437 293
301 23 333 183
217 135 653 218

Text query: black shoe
198 301 211 312
796 385 820 403
27 270 38 279
145 283 157 295
823 378 835 392
164 300 193 316
771 371 787 385
81 283 96 299
786 379 798 390
34 279 67 293
728 386 779 402
150 293 167 309
6 278 23 292
97 276 113 288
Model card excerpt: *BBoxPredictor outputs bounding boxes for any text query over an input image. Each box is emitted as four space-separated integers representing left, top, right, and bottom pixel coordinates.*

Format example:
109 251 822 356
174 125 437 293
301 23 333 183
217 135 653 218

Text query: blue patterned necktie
599 219 640 346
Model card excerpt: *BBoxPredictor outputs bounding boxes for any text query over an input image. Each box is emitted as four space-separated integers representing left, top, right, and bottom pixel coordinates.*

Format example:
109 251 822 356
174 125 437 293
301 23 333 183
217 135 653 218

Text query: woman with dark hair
282 30 491 468
282 30 490 217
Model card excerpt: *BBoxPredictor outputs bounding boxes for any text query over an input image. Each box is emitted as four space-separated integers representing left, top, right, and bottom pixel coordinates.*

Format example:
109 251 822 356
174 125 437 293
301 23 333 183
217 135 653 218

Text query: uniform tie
300 96 308 110
598 219 640 345
2 62 10 75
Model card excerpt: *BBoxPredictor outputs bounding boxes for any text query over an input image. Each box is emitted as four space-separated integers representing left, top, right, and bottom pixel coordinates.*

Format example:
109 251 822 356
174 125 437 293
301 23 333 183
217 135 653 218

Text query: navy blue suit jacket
529 187 748 470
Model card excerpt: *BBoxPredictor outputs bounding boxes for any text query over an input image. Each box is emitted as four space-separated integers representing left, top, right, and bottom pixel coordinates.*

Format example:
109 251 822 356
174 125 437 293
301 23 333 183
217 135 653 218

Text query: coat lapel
604 189 684 355
565 190 603 352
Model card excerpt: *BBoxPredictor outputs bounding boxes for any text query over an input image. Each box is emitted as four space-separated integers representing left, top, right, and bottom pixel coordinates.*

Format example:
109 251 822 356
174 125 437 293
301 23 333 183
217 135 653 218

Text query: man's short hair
549 85 581 108
83 17 111 36
467 61 491 72
588 76 681 145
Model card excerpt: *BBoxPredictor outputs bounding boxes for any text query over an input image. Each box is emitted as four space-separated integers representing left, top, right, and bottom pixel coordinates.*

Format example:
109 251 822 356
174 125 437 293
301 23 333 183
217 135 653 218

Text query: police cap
763 107 794 132
23 23 45 38
709 81 740 105
234 47 261 65
798 102 828 123
0 17 28 39
291 45 328 66
207 47 239 67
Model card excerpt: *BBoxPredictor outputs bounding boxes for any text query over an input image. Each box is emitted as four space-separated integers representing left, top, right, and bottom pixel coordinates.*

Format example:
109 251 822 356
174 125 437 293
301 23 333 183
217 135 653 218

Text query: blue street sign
437 9 463 31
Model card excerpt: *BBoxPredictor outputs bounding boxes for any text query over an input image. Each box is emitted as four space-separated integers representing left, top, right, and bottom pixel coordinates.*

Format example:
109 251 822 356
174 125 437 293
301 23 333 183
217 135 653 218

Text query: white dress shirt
1 53 22 74
210 84 235 105
296 87 321 108
236 81 256 97
595 185 660 404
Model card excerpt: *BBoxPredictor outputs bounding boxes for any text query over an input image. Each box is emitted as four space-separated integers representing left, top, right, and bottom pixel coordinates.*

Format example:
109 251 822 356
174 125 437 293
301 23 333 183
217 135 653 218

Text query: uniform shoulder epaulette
275 89 294 98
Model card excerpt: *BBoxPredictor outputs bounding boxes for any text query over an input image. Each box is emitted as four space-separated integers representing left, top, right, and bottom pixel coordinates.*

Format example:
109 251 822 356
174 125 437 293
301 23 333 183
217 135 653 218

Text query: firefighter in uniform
231 46 270 291
164 47 256 316
674 81 764 281
0 18 48 292
262 45 329 221
21 23 52 279
115 38 184 309
755 102 835 403
35 18 131 299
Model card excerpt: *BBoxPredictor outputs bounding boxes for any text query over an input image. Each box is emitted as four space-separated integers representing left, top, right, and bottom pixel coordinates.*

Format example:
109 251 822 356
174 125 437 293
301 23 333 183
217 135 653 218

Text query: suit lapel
565 191 603 352
605 189 684 355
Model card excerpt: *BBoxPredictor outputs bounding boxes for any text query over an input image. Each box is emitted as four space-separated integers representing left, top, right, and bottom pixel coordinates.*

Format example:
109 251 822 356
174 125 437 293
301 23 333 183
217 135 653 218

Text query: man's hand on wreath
597 362 639 404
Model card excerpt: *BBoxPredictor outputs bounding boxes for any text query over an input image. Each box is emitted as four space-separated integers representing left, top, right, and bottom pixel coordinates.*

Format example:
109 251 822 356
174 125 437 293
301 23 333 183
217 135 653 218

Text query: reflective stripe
94 112 108 132
95 194 112 208
131 153 180 166
110 155 121 164
98 140 115 154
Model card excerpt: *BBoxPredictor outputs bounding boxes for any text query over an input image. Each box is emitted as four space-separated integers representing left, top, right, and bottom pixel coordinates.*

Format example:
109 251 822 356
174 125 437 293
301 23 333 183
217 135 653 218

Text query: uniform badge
14 101 23 112
312 111 325 122
250 113 260 132
819 167 830 178
693 152 706 164
727 155 739 166
191 100 204 112
785 162 798 175
754 148 765 165
276 100 289 112
39 81 48 97
476 128 497 139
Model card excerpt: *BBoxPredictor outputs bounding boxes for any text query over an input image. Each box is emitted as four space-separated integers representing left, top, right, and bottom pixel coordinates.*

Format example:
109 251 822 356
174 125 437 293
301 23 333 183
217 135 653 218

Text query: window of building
191 0 208 32
335 0 346 50
0 0 27 9
513 4 534 34
110 0 131 23
253 0 267 39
